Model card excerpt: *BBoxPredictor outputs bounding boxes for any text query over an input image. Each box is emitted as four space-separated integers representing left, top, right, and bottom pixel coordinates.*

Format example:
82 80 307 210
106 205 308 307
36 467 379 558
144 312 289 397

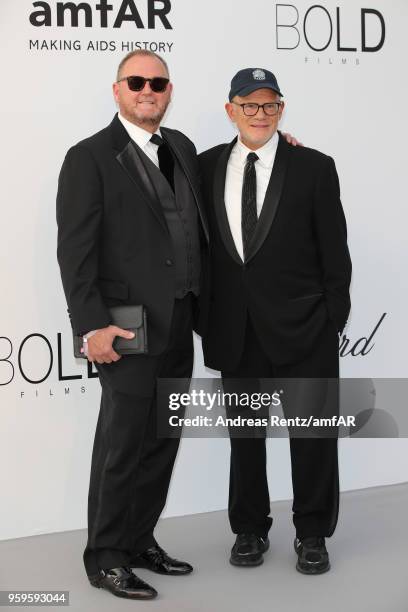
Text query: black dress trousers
222 314 339 540
83 294 194 576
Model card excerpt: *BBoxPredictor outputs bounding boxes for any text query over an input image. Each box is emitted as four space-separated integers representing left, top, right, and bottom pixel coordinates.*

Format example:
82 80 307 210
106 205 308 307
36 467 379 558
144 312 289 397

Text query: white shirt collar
236 131 279 169
118 113 161 150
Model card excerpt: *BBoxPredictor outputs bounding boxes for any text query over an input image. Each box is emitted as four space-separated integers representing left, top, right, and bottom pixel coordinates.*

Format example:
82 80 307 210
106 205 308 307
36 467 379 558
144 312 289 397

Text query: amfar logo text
275 4 385 52
29 0 172 29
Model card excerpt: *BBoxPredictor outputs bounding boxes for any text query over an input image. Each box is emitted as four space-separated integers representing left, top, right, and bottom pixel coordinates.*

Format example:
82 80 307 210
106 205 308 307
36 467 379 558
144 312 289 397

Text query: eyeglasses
233 102 282 117
117 76 170 93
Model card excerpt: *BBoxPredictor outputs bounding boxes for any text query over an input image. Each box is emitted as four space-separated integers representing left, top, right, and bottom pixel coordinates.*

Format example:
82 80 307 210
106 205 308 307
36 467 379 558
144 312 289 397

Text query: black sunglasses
117 75 170 93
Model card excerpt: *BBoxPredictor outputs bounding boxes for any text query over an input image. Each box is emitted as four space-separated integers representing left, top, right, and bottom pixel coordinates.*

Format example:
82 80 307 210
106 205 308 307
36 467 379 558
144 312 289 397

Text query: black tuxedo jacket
57 114 208 355
198 132 352 370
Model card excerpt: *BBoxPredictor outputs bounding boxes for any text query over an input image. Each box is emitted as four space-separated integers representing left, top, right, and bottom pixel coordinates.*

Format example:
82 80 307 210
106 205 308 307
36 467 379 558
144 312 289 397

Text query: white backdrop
0 0 407 540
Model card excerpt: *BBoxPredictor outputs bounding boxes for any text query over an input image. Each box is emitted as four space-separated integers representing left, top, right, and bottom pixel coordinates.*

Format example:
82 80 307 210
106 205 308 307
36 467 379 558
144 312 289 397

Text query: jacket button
165 259 173 266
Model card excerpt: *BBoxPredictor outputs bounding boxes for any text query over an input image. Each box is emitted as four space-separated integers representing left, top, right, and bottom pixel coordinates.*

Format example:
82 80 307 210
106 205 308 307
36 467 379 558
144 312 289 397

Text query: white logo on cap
252 69 266 80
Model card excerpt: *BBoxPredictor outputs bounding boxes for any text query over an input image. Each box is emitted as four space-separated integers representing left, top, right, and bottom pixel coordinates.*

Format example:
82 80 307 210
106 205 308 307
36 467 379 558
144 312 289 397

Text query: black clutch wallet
73 305 148 358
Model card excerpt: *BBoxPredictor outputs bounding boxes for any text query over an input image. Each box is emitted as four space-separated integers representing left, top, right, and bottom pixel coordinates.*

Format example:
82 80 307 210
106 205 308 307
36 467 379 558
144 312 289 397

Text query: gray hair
116 50 170 81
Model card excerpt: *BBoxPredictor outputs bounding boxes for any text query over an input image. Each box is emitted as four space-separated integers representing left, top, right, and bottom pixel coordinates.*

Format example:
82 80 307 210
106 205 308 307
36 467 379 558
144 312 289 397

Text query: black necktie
241 152 259 260
150 133 174 191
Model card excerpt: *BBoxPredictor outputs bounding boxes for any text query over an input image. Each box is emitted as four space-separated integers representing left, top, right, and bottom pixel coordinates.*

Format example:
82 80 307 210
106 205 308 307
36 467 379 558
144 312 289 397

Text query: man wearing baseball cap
198 68 351 573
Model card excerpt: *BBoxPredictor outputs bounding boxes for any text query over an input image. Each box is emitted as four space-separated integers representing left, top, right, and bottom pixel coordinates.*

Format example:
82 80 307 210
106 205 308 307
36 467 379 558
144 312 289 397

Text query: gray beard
130 106 168 130
138 114 163 126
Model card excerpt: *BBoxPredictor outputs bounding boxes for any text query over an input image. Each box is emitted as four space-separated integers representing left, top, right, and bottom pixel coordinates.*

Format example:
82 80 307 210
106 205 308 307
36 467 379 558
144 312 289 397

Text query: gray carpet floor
0 483 406 612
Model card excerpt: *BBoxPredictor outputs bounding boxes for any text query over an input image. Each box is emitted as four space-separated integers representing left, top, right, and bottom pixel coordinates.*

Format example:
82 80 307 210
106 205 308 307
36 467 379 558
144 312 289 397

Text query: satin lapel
213 137 243 265
116 140 168 234
161 128 209 243
245 133 291 263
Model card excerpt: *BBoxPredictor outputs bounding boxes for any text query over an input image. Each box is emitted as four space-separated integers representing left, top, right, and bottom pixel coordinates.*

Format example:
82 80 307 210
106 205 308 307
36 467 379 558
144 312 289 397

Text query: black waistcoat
134 143 201 298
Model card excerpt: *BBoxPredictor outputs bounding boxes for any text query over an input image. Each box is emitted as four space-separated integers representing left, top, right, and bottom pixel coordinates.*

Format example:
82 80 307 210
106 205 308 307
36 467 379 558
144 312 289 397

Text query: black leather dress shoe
294 537 330 574
130 545 193 575
230 534 270 567
88 566 157 599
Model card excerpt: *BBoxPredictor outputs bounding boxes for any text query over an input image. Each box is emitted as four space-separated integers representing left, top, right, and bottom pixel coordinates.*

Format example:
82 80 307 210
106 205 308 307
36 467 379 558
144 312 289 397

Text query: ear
112 82 119 104
225 102 235 122
278 100 285 119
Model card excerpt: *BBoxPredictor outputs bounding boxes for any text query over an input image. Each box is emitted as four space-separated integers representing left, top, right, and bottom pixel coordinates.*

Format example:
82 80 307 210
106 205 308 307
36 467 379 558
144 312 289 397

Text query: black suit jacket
198 132 352 370
56 114 208 355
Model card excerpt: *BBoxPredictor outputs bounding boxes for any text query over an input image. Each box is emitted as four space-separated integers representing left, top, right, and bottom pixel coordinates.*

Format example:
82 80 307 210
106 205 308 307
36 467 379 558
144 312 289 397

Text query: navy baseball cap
228 68 283 101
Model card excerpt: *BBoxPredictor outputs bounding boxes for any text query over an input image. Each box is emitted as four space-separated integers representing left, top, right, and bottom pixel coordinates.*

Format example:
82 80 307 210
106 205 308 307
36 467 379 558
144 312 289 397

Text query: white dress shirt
224 131 279 261
118 112 161 167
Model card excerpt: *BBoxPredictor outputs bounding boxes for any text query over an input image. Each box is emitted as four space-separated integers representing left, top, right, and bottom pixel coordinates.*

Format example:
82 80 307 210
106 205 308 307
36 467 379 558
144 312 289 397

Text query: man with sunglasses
57 50 209 600
199 68 351 573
